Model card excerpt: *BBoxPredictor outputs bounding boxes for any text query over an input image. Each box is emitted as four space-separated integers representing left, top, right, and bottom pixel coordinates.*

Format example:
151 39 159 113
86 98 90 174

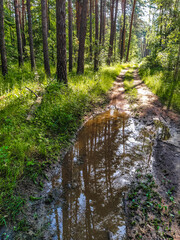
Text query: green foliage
0 62 129 226
139 59 180 112
124 68 138 103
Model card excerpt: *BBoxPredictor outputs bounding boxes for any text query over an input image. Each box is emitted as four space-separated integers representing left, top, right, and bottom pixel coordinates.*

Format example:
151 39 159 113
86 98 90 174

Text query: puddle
0 109 172 240
46 109 171 240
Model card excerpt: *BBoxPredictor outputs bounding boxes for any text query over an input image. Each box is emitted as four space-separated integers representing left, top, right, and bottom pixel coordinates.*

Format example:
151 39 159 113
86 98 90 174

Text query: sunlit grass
139 64 180 112
0 62 132 225
124 68 138 103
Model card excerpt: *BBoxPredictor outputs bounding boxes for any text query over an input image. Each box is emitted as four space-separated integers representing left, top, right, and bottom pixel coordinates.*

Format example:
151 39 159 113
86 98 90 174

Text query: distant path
109 68 130 114
110 67 180 240
110 68 180 125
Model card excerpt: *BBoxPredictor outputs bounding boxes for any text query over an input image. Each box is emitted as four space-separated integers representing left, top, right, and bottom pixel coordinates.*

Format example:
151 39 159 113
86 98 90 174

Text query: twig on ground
25 87 39 98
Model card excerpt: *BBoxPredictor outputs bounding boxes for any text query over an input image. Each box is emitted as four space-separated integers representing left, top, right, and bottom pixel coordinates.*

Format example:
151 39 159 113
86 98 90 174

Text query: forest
0 0 180 239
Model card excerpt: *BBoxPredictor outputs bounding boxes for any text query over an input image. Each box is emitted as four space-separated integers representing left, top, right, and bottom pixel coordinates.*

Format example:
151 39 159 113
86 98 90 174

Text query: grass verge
126 169 178 240
0 62 131 227
124 68 138 104
139 61 180 112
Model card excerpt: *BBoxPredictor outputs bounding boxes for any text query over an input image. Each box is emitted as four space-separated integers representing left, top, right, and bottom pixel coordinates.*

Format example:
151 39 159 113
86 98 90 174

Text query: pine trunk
14 0 23 66
27 0 35 70
107 0 115 65
68 0 73 72
89 0 92 61
77 0 88 74
102 0 106 46
76 0 82 39
113 0 118 60
41 0 51 75
99 0 103 44
22 0 26 52
126 0 136 62
0 0 8 76
94 0 99 71
56 0 67 83
120 0 126 61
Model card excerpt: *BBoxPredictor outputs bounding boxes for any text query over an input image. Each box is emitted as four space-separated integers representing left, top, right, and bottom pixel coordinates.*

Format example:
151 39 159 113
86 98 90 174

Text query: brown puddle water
47 109 170 240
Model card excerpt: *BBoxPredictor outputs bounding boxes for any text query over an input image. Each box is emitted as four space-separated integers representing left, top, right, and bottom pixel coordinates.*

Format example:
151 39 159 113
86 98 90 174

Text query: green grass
139 60 180 112
124 68 138 103
0 62 131 226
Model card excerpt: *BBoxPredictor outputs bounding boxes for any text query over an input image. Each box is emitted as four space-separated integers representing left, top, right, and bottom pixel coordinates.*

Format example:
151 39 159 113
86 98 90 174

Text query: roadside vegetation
127 169 178 240
0 62 130 227
139 59 180 113
124 67 138 104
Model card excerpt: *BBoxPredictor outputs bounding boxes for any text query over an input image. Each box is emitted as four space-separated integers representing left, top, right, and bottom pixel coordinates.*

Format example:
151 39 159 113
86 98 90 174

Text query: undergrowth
127 169 177 239
0 62 131 227
124 68 138 103
139 60 180 112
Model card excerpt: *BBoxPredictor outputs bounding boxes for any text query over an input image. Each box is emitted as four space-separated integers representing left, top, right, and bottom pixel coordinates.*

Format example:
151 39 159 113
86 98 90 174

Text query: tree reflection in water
50 109 153 240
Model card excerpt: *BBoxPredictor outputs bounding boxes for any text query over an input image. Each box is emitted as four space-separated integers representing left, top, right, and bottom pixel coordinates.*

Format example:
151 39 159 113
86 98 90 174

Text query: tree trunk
167 44 180 110
120 0 126 61
94 0 99 71
41 0 51 75
22 0 26 52
126 0 136 62
56 0 67 83
68 0 73 72
27 0 35 70
0 0 8 76
89 0 93 61
102 0 106 46
14 0 23 66
76 0 82 39
113 0 118 60
77 0 88 74
107 0 115 65
99 0 103 44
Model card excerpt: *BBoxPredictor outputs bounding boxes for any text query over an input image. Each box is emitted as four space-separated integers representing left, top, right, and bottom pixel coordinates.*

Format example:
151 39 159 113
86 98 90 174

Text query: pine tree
56 0 67 83
0 0 8 75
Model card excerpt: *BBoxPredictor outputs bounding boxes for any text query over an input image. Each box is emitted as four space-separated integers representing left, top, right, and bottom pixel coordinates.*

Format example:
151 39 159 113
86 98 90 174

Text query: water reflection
49 110 156 240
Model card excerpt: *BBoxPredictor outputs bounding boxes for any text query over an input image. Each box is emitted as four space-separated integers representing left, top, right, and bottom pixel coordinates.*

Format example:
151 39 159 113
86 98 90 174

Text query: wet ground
48 109 154 240
1 68 180 240
29 109 171 240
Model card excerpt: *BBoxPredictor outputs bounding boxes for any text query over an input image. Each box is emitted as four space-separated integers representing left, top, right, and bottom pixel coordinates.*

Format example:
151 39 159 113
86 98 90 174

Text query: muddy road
1 68 180 240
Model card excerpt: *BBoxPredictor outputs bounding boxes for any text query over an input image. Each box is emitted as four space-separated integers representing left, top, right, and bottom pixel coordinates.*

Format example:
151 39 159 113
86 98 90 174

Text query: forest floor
109 68 180 239
1 66 180 240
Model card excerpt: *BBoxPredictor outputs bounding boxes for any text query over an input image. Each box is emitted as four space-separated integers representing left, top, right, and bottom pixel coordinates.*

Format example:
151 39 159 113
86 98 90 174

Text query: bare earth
109 68 180 240
1 68 179 240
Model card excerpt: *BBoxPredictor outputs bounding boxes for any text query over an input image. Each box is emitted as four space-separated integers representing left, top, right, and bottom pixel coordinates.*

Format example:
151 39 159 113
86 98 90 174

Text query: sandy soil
1 67 179 240
110 68 180 240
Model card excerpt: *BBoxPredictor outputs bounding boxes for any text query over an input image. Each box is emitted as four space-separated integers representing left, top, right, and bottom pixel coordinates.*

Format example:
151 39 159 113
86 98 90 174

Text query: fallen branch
25 87 39 98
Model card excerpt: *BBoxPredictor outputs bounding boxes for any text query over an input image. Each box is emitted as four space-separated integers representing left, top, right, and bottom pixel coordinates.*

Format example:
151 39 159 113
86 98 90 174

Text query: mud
1 68 180 240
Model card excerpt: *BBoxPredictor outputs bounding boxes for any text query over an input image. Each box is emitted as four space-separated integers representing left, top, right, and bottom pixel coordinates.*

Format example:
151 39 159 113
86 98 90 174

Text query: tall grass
0 62 131 226
139 62 180 112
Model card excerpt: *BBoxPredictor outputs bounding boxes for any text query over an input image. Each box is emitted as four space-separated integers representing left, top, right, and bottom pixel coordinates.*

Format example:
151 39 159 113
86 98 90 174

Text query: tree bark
77 0 88 74
120 0 126 61
99 0 103 44
56 0 67 83
68 0 73 72
0 0 8 76
102 0 106 46
107 0 115 65
167 44 180 110
22 0 26 52
76 0 82 39
94 0 99 71
126 0 136 62
14 0 23 66
27 0 36 70
113 0 118 61
41 0 51 75
89 0 93 61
